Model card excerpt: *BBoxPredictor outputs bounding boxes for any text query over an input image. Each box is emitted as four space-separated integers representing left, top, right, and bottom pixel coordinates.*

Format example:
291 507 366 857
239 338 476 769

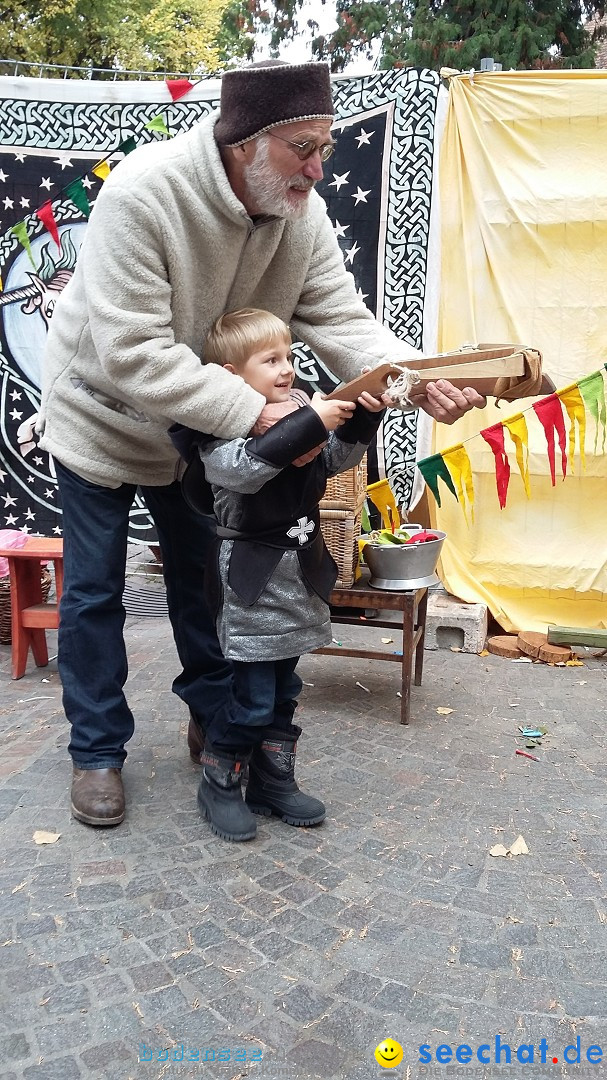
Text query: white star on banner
328 171 350 192
10 390 22 401
40 177 53 191
352 187 371 205
356 287 369 303
0 169 7 182
33 456 43 466
27 476 35 484
53 525 62 535
4 513 18 526
44 489 55 499
21 524 31 534
2 494 17 507
0 468 8 483
24 508 36 520
333 220 349 239
54 153 73 169
9 409 23 420
3 196 14 210
82 176 94 189
355 128 373 147
20 197 30 209
344 241 361 265
14 152 26 163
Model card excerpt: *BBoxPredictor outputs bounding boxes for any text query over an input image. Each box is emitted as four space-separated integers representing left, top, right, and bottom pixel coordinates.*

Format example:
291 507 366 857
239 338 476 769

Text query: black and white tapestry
0 69 441 542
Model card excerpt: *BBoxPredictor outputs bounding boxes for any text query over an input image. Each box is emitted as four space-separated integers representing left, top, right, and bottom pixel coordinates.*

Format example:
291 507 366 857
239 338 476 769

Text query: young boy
183 308 386 842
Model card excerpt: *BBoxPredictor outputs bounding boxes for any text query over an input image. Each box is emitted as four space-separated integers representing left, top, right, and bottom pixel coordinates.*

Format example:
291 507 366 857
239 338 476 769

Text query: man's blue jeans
55 460 232 769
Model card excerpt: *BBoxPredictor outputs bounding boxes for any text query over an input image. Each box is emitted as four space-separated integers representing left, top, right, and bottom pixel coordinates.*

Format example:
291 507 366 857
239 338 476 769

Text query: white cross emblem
286 516 315 546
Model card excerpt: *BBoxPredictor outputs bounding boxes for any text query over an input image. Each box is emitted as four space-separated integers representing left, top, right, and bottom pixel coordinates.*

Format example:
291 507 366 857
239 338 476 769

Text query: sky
252 0 381 73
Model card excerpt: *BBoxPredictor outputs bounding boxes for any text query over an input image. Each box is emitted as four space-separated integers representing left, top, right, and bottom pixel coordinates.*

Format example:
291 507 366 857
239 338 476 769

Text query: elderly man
39 60 484 827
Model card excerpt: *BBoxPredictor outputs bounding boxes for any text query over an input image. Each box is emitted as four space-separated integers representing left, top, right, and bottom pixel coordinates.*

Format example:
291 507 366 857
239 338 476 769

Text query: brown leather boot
71 767 125 826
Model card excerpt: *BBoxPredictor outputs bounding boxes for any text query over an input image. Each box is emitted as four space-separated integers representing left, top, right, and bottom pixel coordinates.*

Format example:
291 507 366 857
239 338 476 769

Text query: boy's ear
223 363 237 375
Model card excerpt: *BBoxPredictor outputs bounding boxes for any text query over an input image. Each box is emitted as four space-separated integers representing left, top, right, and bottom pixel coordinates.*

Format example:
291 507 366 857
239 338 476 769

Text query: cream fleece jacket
39 113 419 488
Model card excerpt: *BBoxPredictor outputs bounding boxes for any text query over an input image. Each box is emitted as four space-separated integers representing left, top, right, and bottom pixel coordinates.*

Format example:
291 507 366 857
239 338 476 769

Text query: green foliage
217 0 607 73
0 0 233 75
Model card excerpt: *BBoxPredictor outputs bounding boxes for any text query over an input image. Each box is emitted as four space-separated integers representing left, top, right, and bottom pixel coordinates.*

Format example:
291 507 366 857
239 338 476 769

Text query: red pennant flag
532 395 567 485
36 200 61 249
480 423 511 509
165 78 194 102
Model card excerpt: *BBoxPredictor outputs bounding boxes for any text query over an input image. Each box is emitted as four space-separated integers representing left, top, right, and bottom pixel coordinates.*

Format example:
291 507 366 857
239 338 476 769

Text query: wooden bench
0 537 64 679
315 574 428 724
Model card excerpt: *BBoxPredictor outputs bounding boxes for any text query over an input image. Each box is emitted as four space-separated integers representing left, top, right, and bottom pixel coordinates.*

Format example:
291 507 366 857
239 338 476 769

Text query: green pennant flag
119 136 137 155
145 114 170 137
578 370 606 454
10 221 35 267
416 452 458 508
65 179 91 219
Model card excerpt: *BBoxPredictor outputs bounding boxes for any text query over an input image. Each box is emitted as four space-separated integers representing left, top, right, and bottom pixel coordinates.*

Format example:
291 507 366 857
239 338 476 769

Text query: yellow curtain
434 70 607 632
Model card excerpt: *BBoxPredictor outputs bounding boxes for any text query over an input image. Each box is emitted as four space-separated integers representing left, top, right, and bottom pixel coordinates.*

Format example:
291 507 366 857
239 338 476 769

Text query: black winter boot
197 747 256 842
245 727 325 827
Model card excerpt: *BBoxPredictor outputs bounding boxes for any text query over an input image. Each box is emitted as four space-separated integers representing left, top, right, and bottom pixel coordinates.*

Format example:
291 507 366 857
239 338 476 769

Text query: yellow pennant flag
503 413 531 497
442 443 474 523
557 383 586 473
92 159 111 181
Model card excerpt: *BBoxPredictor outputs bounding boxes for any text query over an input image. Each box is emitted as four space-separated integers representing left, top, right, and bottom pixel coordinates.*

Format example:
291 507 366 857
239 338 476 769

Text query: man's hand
417 381 486 425
250 400 299 435
292 443 327 467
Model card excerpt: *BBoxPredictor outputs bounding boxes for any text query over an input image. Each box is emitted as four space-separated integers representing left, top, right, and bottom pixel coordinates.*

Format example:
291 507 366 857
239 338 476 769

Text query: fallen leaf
32 831 60 845
489 844 510 857
565 659 584 667
509 835 530 856
479 649 489 656
437 707 454 715
490 835 529 858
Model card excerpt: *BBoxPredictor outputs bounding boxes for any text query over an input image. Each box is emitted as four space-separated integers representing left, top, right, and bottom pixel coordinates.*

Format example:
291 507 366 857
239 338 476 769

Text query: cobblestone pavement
1 611 606 1080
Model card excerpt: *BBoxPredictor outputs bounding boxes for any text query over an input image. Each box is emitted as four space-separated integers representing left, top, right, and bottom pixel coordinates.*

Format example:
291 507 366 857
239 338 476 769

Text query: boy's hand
311 392 355 431
357 390 386 413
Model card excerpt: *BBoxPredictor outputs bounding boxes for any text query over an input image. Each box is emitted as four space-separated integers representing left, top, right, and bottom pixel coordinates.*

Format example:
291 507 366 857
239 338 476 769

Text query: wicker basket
320 507 362 589
320 456 367 511
0 568 52 644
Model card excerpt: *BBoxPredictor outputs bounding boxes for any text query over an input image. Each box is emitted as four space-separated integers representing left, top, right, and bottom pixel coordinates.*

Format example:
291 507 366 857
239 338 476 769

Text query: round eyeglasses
268 131 336 162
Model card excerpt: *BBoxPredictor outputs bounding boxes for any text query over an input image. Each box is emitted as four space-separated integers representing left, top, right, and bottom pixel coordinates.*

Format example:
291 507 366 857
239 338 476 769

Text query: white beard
243 136 315 219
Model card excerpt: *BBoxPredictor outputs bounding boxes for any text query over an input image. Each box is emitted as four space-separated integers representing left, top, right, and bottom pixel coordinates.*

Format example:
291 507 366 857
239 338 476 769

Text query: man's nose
301 151 325 182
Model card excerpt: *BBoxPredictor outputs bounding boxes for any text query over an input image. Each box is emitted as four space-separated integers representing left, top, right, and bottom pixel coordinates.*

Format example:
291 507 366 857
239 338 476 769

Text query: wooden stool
0 537 64 679
315 573 428 724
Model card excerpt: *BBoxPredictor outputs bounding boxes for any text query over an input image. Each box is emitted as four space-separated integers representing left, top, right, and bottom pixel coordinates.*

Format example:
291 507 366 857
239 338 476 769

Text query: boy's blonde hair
205 308 291 369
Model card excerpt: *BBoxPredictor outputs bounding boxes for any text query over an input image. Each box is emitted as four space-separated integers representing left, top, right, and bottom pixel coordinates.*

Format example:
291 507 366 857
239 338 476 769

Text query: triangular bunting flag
36 200 61 249
578 370 606 454
65 179 91 219
145 114 171 137
503 413 531 497
557 383 587 473
417 453 458 508
166 78 195 102
92 159 111 181
480 423 511 509
118 136 137 156
532 395 567 485
442 444 475 522
10 221 35 267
